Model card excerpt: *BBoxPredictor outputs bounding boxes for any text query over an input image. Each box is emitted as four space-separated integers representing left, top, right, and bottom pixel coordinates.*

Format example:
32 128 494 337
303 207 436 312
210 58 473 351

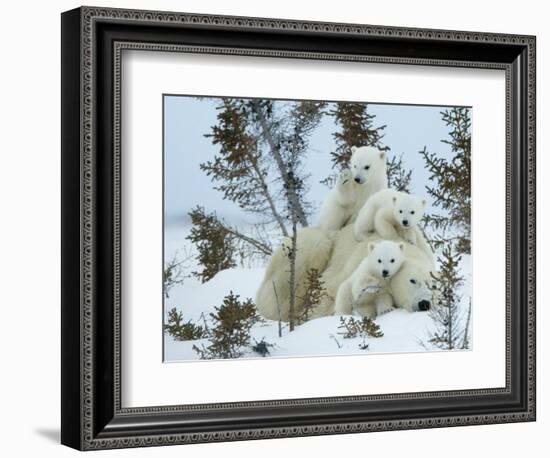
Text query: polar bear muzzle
409 285 433 312
417 299 431 311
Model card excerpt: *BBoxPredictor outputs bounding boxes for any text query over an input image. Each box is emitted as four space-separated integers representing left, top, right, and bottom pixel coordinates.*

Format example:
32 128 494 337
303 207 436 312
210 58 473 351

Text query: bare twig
287 217 298 332
272 280 283 338
163 249 194 298
222 225 272 256
249 154 289 237
329 334 342 349
461 299 472 349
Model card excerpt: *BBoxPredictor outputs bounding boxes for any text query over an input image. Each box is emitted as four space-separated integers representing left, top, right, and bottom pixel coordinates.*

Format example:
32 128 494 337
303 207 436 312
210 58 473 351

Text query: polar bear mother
255 223 435 321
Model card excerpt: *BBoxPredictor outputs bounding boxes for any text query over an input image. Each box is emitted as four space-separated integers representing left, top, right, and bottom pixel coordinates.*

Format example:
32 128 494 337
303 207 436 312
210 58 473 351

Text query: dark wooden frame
61 6 536 450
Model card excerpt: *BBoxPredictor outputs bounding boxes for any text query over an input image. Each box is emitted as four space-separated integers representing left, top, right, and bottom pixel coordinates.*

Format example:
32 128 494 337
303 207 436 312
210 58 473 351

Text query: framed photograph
61 6 536 450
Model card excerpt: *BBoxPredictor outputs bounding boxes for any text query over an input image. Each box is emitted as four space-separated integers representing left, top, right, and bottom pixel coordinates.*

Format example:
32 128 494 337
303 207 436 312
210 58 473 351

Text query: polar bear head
390 259 435 312
367 240 405 279
392 192 426 229
350 146 386 185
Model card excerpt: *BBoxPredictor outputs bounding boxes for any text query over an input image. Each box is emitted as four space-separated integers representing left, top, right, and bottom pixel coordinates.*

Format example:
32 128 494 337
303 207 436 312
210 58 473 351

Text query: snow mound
165 309 450 362
164 265 471 362
164 267 265 321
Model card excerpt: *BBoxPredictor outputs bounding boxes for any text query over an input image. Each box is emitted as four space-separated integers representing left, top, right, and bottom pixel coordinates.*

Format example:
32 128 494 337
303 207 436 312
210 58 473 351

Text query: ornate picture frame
61 6 536 450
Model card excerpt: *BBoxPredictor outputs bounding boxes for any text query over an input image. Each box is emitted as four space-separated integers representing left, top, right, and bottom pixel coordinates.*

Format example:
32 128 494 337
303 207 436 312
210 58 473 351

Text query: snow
164 253 472 362
165 266 266 322
164 308 434 362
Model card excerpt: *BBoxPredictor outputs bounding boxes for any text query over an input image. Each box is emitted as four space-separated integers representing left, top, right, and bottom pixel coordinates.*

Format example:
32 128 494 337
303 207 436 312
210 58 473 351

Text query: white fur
255 227 333 322
365 240 405 279
317 146 388 234
354 189 426 244
315 225 436 319
255 224 435 322
334 240 404 317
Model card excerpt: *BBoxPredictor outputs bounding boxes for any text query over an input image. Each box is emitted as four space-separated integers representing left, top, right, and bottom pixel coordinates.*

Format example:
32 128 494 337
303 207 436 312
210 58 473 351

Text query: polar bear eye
411 210 415 215
364 165 370 170
378 259 382 263
390 259 395 263
410 279 417 284
399 210 403 214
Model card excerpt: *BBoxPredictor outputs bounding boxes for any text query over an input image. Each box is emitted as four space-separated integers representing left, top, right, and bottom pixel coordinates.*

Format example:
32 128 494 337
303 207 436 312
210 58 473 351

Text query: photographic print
163 95 472 362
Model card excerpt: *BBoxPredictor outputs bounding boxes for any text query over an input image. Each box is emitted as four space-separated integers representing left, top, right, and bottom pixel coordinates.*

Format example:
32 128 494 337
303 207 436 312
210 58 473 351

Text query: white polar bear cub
335 240 404 317
354 189 426 244
317 146 388 234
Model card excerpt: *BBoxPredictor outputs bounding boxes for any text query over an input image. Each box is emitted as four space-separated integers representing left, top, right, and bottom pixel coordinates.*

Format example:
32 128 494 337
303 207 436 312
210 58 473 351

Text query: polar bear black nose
382 269 389 277
354 177 361 183
418 300 430 311
402 219 409 226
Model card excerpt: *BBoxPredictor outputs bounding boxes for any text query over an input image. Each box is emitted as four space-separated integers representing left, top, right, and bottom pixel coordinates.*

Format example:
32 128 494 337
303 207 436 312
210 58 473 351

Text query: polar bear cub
354 189 426 244
317 146 388 234
334 240 404 317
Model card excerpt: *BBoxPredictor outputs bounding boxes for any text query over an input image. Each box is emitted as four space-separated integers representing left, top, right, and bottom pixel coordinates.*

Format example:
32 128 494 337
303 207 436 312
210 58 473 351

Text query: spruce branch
386 153 413 193
164 308 208 341
250 100 309 226
420 107 471 254
329 102 389 171
187 207 272 283
163 249 193 298
187 206 237 283
204 98 290 236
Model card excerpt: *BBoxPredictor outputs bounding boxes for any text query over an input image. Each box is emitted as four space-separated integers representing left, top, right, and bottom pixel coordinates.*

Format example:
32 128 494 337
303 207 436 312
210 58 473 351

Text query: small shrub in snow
428 246 466 350
297 268 327 324
193 292 261 359
337 316 383 339
337 316 383 351
164 308 207 341
337 315 384 345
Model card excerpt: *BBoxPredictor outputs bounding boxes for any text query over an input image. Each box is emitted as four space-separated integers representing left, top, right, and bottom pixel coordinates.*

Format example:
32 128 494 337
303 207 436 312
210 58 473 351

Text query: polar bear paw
336 169 352 188
404 233 417 245
376 302 395 316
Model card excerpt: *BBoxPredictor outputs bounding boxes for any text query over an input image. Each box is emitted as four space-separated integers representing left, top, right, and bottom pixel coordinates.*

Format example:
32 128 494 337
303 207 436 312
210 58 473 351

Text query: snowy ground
164 223 473 362
165 306 442 362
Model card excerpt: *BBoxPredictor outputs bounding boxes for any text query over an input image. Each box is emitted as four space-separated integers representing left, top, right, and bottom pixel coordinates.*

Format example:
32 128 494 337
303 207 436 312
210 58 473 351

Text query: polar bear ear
421 198 427 207
392 196 397 205
350 146 357 155
368 242 376 253
379 151 385 160
398 242 405 251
